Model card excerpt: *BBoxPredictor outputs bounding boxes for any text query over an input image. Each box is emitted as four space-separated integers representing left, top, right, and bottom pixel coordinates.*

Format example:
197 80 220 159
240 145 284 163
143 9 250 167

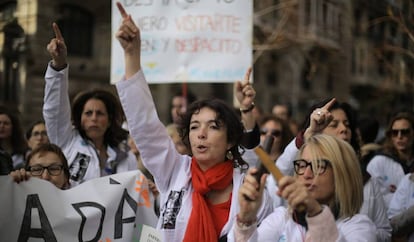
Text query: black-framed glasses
390 128 411 138
260 128 282 137
31 131 48 137
27 164 64 176
293 159 330 175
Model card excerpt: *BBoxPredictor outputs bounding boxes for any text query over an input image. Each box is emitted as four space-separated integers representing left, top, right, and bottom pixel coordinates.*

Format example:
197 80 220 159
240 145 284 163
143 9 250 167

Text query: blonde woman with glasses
230 134 376 242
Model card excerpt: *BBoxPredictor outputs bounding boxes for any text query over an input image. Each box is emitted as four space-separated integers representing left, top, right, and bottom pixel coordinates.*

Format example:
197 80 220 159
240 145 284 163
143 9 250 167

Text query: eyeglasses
260 128 282 137
293 159 330 175
31 131 48 137
27 164 64 176
391 128 411 138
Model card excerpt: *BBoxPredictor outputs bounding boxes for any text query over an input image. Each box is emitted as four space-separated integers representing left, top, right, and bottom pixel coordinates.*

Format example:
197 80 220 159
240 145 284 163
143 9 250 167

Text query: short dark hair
259 114 294 153
26 143 70 184
178 98 247 168
172 90 196 105
25 120 46 140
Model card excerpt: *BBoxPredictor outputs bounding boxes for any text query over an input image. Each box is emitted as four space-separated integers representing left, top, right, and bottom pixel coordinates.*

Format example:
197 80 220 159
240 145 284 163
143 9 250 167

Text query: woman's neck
91 137 105 151
205 183 233 205
91 139 108 159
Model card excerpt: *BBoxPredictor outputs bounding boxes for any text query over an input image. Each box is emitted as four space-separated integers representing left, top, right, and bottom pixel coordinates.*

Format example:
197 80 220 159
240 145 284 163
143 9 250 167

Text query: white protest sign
111 0 253 83
0 171 162 241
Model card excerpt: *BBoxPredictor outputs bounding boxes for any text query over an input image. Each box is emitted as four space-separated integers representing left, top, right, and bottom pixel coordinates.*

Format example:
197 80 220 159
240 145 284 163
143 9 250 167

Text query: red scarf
183 157 234 242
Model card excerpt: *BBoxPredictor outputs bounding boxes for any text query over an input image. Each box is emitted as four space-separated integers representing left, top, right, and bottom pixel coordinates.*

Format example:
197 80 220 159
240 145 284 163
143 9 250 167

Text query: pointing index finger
243 67 252 85
322 98 336 110
52 22 63 40
116 2 128 18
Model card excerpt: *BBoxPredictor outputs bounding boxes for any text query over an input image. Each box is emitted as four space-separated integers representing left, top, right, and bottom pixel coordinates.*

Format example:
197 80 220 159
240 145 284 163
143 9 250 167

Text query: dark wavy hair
0 105 28 155
178 98 247 169
26 143 70 189
71 89 128 147
300 98 360 155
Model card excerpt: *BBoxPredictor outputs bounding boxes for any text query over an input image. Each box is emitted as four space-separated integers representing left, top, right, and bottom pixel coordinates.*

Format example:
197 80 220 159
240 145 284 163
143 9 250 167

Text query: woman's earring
226 150 233 160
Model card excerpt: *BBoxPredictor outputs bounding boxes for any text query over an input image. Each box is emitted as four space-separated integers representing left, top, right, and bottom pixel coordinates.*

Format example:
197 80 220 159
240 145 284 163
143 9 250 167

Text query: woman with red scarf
114 3 273 242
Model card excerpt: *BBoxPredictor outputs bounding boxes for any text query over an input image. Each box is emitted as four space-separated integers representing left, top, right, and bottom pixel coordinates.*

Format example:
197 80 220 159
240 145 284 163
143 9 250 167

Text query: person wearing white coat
113 3 273 242
366 154 405 206
43 23 137 187
361 177 392 241
274 98 391 241
388 173 414 242
367 112 414 208
230 135 376 242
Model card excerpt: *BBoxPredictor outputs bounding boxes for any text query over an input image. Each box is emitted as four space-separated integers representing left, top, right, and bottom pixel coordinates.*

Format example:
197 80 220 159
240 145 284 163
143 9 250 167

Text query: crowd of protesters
0 2 413 241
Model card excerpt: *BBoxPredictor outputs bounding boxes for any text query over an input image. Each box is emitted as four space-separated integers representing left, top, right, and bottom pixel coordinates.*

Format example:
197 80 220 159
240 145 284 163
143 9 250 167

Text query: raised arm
303 98 336 140
115 2 183 192
235 68 260 149
276 98 337 175
235 67 256 131
43 23 73 147
115 2 141 79
47 23 67 70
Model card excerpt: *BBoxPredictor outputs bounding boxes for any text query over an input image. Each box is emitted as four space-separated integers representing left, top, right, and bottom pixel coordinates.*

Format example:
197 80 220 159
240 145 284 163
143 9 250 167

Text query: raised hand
278 176 322 216
237 168 267 223
46 23 67 70
235 67 255 109
304 98 336 139
115 1 141 78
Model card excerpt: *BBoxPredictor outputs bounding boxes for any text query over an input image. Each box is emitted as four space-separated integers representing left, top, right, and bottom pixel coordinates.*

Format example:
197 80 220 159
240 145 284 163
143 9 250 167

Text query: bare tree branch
382 44 414 60
370 12 414 43
253 8 291 64
255 0 297 18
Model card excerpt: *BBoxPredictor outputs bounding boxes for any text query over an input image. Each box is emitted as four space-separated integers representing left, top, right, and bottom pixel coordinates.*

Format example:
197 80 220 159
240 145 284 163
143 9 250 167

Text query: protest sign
0 171 161 241
111 0 253 83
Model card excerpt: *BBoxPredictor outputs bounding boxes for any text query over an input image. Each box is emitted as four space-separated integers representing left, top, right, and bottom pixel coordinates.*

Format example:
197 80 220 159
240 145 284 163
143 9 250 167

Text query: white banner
111 0 253 84
0 171 162 242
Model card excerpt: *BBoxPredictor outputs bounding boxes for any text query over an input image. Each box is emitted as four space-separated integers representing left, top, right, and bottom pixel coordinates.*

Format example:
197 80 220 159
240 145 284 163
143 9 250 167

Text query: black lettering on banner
72 202 105 242
18 194 57 242
114 189 138 239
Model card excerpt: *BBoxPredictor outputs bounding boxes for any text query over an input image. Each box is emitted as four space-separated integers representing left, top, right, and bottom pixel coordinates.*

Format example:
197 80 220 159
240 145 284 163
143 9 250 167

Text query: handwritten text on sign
111 0 253 83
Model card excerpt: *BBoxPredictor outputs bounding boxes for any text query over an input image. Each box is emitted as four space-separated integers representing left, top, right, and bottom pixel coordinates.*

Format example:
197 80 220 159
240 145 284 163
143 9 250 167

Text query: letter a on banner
18 194 57 242
115 189 138 239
